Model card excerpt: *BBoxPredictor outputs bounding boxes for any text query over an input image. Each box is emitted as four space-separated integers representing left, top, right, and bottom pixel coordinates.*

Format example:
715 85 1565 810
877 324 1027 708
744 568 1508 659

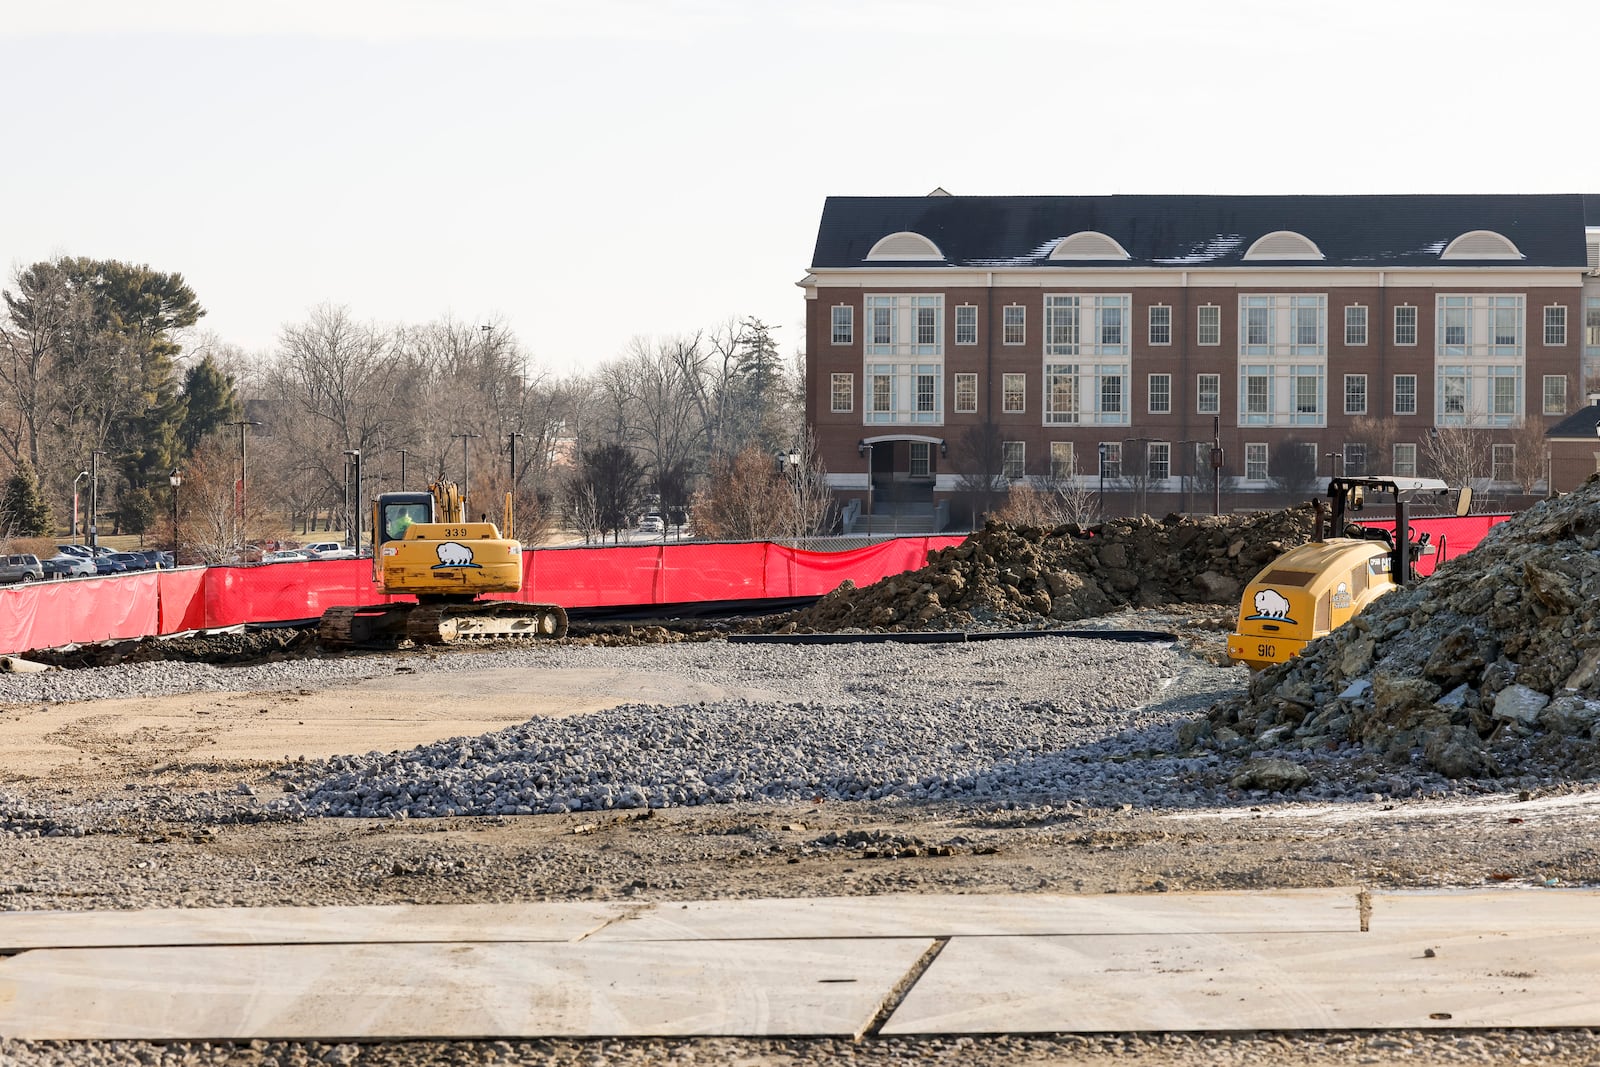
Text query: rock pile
1204 477 1600 779
783 509 1317 632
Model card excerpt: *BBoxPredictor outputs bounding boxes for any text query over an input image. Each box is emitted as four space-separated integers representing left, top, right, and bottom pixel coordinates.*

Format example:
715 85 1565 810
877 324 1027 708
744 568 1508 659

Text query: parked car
43 553 95 578
261 550 310 563
92 556 127 576
107 551 156 572
57 544 94 559
638 515 665 535
0 554 44 583
302 541 356 560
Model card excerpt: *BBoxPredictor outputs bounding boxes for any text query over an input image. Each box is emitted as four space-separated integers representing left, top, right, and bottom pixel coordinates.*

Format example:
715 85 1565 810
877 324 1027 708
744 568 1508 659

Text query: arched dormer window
1048 231 1131 261
865 231 944 261
1440 230 1523 260
1243 231 1324 260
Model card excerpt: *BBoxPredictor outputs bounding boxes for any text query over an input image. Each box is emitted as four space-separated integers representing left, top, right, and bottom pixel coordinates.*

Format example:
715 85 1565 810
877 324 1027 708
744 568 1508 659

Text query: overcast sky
4 0 1594 378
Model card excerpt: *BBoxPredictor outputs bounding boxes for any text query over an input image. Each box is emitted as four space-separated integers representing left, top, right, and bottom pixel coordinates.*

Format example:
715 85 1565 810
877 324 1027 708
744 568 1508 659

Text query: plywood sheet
883 929 1600 1033
0 938 934 1040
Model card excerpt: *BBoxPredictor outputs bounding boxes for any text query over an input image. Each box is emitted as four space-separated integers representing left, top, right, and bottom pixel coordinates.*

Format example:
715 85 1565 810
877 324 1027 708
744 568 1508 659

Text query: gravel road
5 624 1600 1066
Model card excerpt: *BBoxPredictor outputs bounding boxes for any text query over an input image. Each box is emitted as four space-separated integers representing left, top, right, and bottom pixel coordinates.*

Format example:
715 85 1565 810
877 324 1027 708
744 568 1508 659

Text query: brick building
801 193 1600 531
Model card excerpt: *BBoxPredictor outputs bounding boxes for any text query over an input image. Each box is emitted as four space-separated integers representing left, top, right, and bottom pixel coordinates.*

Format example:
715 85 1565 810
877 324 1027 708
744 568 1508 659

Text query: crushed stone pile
1204 477 1600 780
781 509 1317 633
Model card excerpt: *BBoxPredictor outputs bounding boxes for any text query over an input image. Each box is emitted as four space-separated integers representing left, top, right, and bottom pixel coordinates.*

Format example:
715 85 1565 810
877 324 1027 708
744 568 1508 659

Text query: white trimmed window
909 442 930 478
1099 441 1121 478
1434 294 1524 426
1544 375 1568 416
1197 373 1221 414
1003 305 1025 345
1245 442 1268 481
1393 442 1417 478
1148 305 1171 346
1148 441 1171 481
1491 444 1515 483
1241 294 1326 355
954 373 977 414
865 363 943 424
1002 441 1025 479
1198 305 1221 346
955 305 978 345
1395 305 1418 346
1344 374 1367 415
830 373 853 413
1148 373 1171 414
1050 441 1074 479
1545 305 1567 346
1042 293 1131 427
1345 305 1368 346
1343 443 1366 477
831 305 853 345
1588 297 1600 347
1394 374 1418 415
1438 294 1523 356
865 294 943 356
1002 372 1026 414
1238 295 1327 427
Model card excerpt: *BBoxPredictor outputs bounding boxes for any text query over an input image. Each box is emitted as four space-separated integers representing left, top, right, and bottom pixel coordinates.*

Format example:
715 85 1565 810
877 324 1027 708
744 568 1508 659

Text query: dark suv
0 554 44 583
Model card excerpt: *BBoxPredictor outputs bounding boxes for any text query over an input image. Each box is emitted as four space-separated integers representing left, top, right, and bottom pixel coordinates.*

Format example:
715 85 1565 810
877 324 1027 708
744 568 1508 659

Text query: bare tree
1348 415 1401 475
1421 424 1491 497
1269 438 1320 498
1510 416 1551 495
949 423 1008 526
691 445 804 541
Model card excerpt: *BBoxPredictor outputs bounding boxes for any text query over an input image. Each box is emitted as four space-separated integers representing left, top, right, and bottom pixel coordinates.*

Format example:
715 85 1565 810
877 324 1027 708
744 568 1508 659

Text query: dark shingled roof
811 194 1591 270
1546 404 1600 440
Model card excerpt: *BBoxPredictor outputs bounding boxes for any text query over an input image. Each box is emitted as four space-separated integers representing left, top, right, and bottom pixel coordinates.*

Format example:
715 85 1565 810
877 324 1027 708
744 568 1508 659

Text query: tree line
0 257 823 558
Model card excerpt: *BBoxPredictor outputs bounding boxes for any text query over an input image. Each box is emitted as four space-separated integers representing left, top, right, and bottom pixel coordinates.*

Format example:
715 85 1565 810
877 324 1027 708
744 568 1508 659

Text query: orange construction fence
0 515 1508 657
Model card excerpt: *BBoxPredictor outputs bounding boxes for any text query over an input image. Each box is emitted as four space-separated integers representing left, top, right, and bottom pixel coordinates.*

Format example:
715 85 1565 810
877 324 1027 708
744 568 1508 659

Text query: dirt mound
1205 477 1600 779
780 508 1318 633
25 627 319 669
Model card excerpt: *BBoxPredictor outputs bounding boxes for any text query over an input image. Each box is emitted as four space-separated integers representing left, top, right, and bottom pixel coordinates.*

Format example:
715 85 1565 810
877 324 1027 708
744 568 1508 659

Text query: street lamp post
342 450 362 556
227 419 259 550
168 469 181 562
88 450 106 550
1122 438 1156 518
1097 443 1108 522
396 448 408 488
857 440 874 531
451 433 481 518
508 431 523 536
72 470 89 544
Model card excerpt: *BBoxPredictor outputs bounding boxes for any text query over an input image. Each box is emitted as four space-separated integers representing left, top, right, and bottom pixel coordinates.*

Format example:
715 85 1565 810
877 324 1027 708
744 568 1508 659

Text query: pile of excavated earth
784 508 1318 633
1203 477 1600 781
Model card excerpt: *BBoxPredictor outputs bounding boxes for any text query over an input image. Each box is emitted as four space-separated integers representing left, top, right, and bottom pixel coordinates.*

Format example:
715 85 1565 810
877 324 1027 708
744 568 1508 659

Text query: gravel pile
783 509 1316 633
1206 476 1600 779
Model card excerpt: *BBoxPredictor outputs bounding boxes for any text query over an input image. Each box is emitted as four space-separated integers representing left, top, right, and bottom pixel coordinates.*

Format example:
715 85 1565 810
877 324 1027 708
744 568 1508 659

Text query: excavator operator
384 503 430 543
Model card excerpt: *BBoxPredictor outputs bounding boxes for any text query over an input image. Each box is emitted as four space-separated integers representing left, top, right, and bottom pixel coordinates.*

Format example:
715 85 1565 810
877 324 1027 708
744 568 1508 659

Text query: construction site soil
8 492 1600 1067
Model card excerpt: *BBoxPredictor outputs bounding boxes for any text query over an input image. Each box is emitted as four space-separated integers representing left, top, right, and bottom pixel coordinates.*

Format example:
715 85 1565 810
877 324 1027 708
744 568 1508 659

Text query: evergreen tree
1 458 52 537
731 317 784 448
178 355 242 453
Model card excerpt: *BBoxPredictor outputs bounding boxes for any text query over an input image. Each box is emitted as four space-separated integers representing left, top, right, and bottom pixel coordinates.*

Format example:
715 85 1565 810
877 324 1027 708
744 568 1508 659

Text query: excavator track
404 601 569 646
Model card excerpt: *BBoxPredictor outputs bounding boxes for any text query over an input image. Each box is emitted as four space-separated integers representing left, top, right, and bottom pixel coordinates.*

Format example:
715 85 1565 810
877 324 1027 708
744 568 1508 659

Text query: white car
638 516 665 534
260 550 310 564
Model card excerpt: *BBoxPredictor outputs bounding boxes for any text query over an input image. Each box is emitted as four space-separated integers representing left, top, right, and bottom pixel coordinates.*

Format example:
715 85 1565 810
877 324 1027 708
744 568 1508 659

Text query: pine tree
1 458 52 537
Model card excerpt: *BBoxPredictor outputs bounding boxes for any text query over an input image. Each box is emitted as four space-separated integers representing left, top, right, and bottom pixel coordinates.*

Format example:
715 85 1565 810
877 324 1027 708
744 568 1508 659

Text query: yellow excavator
317 482 567 649
1226 475 1467 671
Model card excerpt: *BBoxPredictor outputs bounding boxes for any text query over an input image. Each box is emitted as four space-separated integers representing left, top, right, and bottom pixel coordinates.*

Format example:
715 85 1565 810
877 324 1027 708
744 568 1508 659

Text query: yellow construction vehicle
1226 475 1465 671
317 482 567 649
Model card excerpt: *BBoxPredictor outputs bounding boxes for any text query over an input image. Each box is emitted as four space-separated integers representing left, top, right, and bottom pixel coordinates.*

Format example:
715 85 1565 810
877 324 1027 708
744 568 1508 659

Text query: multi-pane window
1394 374 1418 415
1345 305 1368 346
1395 305 1418 346
1149 305 1172 345
1197 374 1220 414
954 373 977 414
831 305 853 345
1050 441 1074 479
1002 373 1026 413
1198 305 1221 345
1587 297 1600 395
1438 295 1523 355
830 373 853 413
1099 441 1121 478
909 442 930 478
1343 443 1366 477
1491 444 1515 483
1545 306 1567 346
1148 373 1171 414
1544 375 1568 416
865 364 943 424
1245 443 1268 481
1240 295 1326 355
1240 366 1325 425
1237 295 1327 426
1434 295 1525 427
1393 443 1418 478
1003 305 1025 345
1042 294 1131 427
865 294 943 356
1002 441 1025 479
1148 441 1171 482
1344 374 1367 415
955 305 978 345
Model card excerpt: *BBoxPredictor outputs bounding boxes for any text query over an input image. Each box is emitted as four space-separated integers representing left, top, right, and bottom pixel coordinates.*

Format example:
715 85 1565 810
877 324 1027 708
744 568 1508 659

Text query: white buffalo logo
1250 588 1293 620
432 541 480 569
